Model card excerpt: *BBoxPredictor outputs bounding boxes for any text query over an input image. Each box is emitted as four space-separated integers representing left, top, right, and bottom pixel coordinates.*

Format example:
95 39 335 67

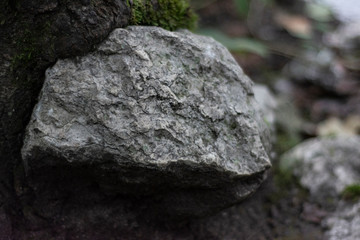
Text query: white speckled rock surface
22 26 271 216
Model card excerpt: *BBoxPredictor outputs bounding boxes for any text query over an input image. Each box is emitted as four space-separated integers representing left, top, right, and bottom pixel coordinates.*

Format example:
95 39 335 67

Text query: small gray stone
324 201 360 240
280 136 360 201
21 26 271 216
281 136 360 239
326 21 360 51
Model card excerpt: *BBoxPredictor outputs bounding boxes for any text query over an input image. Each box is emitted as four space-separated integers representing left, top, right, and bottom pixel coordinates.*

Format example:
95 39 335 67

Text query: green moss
129 0 197 31
274 167 294 189
270 166 309 206
11 28 37 67
275 132 301 154
342 184 360 200
11 20 55 85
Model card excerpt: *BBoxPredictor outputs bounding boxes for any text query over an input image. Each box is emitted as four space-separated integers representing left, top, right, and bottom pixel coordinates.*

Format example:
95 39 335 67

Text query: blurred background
190 0 360 153
186 1 360 238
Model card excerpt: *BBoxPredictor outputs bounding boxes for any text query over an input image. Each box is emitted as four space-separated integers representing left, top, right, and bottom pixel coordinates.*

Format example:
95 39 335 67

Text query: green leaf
197 28 269 57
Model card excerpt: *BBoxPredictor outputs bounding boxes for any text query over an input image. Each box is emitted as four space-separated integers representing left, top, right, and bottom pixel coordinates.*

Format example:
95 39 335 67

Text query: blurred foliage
197 28 269 56
306 2 333 22
192 0 273 56
275 132 301 154
234 0 272 18
129 0 198 31
192 0 338 57
233 0 250 18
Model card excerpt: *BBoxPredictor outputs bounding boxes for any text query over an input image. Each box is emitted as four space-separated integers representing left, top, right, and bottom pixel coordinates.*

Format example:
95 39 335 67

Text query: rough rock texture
0 0 196 221
280 136 360 201
281 136 360 239
22 26 271 218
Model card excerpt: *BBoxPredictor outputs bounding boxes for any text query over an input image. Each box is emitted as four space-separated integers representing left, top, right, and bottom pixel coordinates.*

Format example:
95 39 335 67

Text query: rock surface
324 200 360 240
281 136 360 239
22 26 271 217
253 84 277 153
0 0 132 231
280 136 360 201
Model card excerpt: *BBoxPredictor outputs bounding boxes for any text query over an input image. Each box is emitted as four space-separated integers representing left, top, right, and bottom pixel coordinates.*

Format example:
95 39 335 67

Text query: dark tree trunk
0 0 131 236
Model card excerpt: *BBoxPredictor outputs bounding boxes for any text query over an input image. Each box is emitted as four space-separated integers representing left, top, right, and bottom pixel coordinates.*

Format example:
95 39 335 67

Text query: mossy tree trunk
0 0 195 237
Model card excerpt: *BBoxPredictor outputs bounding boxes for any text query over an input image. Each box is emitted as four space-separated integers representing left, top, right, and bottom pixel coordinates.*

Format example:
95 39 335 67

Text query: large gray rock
21 26 271 217
253 84 277 154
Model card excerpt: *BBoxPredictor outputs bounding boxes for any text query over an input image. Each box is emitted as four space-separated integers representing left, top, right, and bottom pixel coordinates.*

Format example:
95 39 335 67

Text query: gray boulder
21 26 271 217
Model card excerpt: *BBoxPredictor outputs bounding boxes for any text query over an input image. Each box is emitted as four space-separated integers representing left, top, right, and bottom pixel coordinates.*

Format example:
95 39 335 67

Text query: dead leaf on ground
274 11 312 38
317 115 360 136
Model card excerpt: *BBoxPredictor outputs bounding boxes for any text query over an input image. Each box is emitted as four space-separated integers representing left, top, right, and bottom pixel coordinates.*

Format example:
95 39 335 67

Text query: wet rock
21 26 271 218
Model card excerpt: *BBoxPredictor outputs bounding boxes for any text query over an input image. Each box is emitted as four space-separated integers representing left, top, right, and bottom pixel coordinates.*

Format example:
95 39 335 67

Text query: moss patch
11 28 37 68
129 0 197 31
342 184 360 201
275 131 301 154
11 20 55 86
